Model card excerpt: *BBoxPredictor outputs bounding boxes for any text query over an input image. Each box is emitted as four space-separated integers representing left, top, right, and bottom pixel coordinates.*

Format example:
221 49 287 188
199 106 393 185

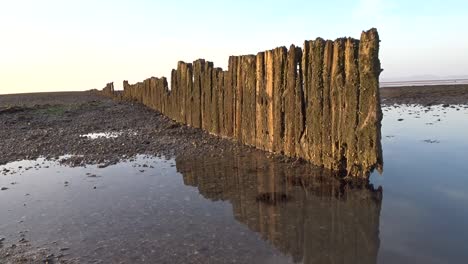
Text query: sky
0 0 467 94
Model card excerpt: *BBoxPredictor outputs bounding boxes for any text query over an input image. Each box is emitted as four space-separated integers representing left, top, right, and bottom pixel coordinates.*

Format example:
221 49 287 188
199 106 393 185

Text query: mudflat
380 84 468 105
0 92 271 168
0 92 100 107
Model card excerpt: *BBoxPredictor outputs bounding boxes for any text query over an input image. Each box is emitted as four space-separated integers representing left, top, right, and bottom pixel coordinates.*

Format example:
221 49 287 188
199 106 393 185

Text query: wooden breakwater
100 29 383 177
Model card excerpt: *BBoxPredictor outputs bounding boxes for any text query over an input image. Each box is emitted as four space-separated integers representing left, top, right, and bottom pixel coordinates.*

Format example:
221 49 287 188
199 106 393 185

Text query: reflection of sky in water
0 105 467 263
79 131 137 139
371 105 468 264
80 132 122 139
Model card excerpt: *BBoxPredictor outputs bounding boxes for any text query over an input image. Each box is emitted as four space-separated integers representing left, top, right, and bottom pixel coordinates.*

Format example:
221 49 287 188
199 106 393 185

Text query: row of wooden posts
101 28 383 177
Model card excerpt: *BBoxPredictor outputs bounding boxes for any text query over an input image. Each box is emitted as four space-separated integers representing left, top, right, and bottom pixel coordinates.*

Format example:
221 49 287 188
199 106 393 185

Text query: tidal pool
79 131 137 139
1 104 467 264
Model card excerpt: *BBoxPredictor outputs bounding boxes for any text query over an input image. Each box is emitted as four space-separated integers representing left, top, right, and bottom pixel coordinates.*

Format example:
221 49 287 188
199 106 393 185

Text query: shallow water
80 131 137 139
1 105 468 264
372 104 468 264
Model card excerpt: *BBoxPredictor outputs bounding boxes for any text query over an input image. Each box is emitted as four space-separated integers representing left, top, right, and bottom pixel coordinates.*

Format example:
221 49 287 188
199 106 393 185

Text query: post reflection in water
176 152 382 264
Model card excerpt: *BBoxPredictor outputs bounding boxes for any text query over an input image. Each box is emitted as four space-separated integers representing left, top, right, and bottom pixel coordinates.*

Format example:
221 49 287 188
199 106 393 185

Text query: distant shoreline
1 82 468 101
380 79 468 87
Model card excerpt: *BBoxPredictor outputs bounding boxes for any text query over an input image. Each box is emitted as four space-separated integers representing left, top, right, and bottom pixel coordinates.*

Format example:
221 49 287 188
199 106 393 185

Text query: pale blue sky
0 0 467 94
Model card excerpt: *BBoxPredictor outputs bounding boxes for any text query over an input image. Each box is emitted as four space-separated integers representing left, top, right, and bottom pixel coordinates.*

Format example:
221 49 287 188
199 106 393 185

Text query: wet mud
380 84 468 106
1 92 288 168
